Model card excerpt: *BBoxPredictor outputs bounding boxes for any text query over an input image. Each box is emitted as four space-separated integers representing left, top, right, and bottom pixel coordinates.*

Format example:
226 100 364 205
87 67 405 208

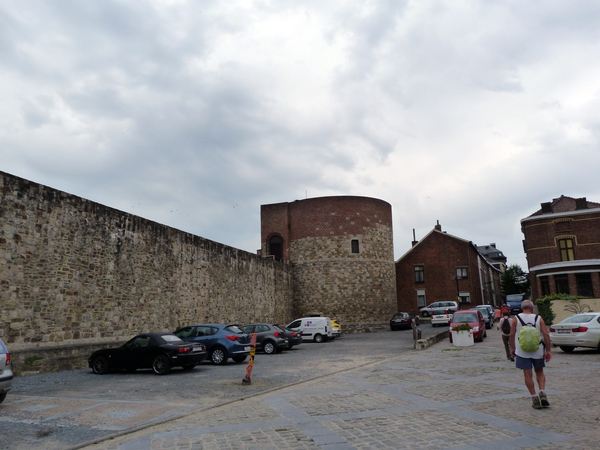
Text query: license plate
557 329 570 334
244 346 251 351
192 347 203 352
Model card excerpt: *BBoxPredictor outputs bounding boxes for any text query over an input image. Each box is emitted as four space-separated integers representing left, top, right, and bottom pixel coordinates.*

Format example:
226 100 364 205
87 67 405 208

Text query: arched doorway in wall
267 235 283 261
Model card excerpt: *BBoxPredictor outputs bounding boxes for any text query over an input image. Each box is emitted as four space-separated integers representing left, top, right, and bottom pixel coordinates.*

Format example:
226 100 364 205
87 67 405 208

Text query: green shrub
535 294 582 326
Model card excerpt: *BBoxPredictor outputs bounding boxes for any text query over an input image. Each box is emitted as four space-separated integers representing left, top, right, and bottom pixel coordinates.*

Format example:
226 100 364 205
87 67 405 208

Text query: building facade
396 223 502 314
261 196 397 331
521 195 600 301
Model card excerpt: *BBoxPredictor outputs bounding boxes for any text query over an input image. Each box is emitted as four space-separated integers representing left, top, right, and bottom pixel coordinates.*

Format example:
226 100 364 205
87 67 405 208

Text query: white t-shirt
514 313 544 359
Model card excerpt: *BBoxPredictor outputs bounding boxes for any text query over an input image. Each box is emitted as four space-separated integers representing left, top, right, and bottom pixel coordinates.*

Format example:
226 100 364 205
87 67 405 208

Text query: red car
449 309 487 342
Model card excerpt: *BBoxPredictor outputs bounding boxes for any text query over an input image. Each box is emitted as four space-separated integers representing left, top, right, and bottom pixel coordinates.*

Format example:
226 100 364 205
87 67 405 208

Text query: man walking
510 299 552 409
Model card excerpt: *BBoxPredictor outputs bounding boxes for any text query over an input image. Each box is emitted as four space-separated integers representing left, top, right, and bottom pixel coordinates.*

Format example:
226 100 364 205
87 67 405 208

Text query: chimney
540 202 552 214
411 229 418 247
490 243 496 248
434 220 442 232
575 197 588 210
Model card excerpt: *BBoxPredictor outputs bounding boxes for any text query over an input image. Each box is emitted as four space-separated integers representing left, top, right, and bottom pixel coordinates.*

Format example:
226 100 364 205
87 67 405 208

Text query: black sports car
88 333 207 375
390 312 420 331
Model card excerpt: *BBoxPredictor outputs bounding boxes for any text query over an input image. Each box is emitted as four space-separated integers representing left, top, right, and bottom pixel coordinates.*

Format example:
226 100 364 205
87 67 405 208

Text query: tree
500 264 531 298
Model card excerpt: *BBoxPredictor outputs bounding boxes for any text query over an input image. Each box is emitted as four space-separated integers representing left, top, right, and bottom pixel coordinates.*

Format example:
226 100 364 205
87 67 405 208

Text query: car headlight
473 326 479 332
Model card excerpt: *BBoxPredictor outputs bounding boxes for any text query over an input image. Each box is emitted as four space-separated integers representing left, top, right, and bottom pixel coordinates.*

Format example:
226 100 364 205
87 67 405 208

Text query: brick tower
261 196 396 332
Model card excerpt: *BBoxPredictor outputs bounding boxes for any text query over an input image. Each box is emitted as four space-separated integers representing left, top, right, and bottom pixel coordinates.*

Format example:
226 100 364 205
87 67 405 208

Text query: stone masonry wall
290 221 396 332
0 171 294 360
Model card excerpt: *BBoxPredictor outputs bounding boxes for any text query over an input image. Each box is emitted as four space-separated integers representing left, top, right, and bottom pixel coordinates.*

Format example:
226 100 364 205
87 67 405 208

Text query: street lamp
453 275 462 303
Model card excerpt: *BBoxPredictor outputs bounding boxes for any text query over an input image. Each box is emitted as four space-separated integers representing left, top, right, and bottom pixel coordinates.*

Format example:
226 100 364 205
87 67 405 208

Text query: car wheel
560 346 575 353
182 364 197 370
211 347 228 364
152 355 171 375
263 341 276 354
313 333 323 343
422 311 429 317
483 329 487 338
232 355 247 363
0 392 7 404
92 356 109 375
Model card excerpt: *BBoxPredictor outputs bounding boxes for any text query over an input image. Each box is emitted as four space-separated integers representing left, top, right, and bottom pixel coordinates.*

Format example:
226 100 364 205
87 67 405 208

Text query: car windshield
433 309 448 316
273 325 285 332
452 313 477 323
161 335 182 343
393 313 409 319
225 325 244 334
561 314 597 324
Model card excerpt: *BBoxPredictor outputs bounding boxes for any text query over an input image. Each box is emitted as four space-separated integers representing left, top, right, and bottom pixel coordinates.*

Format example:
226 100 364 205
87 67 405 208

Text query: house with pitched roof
395 222 502 314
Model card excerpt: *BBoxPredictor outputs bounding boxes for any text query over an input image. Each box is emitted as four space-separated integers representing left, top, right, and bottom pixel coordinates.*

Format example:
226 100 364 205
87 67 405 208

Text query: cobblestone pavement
71 328 600 450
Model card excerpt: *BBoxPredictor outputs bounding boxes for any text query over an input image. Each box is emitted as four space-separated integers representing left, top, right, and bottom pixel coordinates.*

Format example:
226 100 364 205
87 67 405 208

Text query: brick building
396 223 502 314
521 195 600 300
261 196 397 331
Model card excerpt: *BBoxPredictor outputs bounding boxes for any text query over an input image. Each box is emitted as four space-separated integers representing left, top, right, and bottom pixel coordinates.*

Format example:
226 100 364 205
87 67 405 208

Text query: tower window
351 239 359 253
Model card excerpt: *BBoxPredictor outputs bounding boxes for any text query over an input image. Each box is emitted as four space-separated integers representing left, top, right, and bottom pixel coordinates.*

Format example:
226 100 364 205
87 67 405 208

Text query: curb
415 329 449 350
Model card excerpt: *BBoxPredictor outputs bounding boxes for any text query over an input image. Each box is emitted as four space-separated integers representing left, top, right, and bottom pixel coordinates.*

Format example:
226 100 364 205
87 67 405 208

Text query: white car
286 317 333 343
431 309 453 327
420 301 459 317
0 338 13 403
549 312 600 353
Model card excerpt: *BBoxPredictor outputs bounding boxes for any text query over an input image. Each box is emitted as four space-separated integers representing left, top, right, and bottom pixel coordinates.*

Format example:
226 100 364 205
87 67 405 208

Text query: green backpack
517 315 540 352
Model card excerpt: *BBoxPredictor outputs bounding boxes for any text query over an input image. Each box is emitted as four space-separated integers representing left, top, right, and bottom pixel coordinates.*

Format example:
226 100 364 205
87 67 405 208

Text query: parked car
449 310 487 342
173 324 251 364
390 312 420 330
281 327 303 349
286 317 333 343
431 309 453 327
88 333 207 375
0 338 13 403
331 320 342 338
240 323 288 354
475 305 494 329
549 312 600 352
506 294 525 314
419 301 459 317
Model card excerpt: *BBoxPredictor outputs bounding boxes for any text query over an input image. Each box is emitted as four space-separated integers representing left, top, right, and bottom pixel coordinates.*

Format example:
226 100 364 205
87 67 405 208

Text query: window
576 273 594 297
458 292 470 304
414 265 424 282
558 238 574 261
456 267 468 278
416 289 426 307
554 274 570 294
540 276 550 296
351 239 359 254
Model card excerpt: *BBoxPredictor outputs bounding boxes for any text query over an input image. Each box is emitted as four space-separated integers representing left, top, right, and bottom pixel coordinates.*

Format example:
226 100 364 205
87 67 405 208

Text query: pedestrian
499 310 513 361
501 303 510 316
494 306 502 329
510 299 552 409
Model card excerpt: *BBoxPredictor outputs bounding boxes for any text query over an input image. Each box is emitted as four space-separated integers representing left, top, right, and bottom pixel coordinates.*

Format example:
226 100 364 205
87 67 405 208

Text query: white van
286 317 333 343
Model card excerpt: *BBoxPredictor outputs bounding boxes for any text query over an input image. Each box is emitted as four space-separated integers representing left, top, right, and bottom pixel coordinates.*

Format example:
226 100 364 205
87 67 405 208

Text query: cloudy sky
2 0 599 270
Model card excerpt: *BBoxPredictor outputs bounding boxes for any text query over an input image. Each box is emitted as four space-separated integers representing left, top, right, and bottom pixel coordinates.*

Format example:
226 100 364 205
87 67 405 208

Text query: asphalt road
0 326 440 450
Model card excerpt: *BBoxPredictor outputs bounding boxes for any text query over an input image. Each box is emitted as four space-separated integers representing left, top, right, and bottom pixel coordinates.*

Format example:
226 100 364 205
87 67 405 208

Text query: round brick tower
261 196 396 332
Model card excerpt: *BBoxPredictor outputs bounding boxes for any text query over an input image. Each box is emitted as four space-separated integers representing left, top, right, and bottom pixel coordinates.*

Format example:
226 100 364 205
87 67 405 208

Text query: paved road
79 327 600 450
0 326 435 449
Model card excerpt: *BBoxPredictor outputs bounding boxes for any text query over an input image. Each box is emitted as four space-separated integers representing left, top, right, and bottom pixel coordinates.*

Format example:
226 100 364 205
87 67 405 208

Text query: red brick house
521 196 600 300
396 223 502 314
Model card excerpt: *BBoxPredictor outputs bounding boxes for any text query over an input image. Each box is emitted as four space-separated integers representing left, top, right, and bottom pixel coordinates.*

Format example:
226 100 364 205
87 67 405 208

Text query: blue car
173 324 251 365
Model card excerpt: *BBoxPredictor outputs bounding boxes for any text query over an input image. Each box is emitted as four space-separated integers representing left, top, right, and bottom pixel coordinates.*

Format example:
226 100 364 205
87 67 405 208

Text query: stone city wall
0 171 294 374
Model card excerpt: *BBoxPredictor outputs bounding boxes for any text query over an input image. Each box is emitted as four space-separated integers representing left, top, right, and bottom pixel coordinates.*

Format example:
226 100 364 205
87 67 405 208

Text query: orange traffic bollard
242 333 257 385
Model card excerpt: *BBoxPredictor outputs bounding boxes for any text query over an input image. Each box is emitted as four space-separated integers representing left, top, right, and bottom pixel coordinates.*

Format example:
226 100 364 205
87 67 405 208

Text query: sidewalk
76 328 600 450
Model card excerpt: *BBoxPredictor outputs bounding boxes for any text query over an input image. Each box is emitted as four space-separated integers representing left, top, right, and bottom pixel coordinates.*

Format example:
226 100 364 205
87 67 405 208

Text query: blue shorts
516 355 545 370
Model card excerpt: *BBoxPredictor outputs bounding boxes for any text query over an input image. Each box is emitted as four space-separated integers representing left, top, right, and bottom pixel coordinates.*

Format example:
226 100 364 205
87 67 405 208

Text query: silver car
0 338 13 403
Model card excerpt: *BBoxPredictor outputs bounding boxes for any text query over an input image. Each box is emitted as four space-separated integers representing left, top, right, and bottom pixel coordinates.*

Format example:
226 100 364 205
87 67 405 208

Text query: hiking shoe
532 396 542 409
539 392 550 408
